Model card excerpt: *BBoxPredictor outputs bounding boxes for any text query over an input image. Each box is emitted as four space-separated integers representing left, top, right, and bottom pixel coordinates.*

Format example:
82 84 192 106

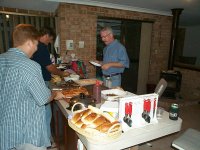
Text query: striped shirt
0 48 51 150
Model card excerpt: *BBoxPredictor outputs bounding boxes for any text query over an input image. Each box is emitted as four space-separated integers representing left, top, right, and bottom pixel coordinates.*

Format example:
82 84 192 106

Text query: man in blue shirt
100 26 129 87
0 24 63 150
32 27 69 144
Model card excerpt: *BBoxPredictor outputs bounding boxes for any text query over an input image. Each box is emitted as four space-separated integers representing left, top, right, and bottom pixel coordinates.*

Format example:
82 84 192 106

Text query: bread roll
71 112 82 124
75 119 84 128
96 121 120 133
81 124 87 129
89 116 108 128
95 122 111 133
109 121 121 133
82 113 99 125
81 109 92 119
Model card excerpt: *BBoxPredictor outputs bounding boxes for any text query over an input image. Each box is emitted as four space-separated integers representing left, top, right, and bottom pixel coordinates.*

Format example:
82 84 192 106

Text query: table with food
50 76 182 150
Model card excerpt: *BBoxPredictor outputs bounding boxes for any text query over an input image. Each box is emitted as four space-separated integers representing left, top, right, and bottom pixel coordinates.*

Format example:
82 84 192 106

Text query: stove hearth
160 70 182 99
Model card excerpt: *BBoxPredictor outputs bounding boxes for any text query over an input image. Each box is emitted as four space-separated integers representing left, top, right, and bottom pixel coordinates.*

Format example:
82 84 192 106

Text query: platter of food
101 89 127 101
61 87 89 98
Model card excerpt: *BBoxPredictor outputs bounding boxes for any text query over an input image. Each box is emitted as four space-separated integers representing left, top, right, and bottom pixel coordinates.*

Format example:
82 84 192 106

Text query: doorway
120 20 141 93
96 17 152 94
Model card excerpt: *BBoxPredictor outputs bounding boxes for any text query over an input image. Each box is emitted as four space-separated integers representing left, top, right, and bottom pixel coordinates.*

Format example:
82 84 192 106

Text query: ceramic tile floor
138 102 200 150
48 100 200 150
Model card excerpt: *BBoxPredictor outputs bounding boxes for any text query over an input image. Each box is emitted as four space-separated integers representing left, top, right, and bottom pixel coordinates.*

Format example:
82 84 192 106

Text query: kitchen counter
54 99 182 150
51 82 104 150
51 82 182 150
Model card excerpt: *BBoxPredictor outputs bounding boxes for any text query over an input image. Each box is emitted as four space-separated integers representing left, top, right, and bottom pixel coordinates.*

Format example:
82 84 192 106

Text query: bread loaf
70 106 121 134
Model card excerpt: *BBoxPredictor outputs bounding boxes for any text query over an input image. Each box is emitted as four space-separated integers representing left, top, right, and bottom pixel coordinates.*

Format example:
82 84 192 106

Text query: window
0 13 55 53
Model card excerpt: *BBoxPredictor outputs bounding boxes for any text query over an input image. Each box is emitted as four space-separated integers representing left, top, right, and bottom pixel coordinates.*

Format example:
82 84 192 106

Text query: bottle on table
93 80 101 104
105 77 112 88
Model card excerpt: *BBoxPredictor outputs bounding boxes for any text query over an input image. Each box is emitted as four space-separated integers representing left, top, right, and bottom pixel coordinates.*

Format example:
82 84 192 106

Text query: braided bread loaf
70 105 121 133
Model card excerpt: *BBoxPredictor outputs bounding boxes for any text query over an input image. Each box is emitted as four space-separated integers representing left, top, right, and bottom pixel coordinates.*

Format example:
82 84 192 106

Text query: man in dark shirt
32 27 69 144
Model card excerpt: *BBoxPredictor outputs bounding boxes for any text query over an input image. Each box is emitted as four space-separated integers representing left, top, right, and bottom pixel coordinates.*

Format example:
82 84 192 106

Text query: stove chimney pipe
168 8 183 70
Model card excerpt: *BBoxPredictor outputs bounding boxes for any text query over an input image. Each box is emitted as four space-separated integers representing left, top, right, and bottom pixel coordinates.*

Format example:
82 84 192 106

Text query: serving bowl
64 74 80 81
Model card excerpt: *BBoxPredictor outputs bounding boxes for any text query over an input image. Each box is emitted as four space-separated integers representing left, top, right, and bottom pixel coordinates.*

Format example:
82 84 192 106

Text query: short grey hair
100 26 113 34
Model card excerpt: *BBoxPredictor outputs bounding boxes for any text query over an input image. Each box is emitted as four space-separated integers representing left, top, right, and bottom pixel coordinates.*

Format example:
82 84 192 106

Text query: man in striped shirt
0 24 62 150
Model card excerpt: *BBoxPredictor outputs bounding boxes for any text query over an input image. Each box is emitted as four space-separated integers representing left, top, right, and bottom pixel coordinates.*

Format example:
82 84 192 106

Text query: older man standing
100 26 129 88
0 24 62 150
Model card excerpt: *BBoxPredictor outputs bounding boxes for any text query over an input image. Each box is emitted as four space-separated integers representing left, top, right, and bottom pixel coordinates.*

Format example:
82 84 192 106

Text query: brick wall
174 67 200 100
56 3 172 81
3 4 198 100
56 3 200 99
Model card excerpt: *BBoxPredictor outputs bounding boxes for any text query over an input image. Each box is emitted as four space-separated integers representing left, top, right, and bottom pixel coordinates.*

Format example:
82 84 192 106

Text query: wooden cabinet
51 102 78 150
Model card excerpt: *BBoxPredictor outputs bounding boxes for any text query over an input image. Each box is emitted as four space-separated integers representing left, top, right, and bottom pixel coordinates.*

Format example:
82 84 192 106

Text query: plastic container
93 80 101 104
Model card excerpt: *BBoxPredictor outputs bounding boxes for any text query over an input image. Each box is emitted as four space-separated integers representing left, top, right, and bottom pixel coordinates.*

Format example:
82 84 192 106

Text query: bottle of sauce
93 80 101 104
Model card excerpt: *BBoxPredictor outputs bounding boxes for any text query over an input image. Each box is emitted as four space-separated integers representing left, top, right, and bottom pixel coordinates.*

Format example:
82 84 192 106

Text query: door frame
137 22 152 94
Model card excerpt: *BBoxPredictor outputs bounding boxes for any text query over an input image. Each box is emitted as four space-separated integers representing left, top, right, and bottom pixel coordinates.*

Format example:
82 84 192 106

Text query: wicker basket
68 103 122 143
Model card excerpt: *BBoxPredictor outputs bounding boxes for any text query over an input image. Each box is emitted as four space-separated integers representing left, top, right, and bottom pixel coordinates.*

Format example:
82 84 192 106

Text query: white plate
64 74 80 81
75 78 103 86
89 61 101 67
101 89 127 101
57 65 65 69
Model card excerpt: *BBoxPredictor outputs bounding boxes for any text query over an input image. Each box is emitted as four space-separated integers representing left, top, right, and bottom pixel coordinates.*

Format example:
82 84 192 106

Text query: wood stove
160 70 182 99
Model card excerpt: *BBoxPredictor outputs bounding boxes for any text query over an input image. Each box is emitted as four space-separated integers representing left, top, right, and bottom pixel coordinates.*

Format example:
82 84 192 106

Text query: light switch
79 41 84 48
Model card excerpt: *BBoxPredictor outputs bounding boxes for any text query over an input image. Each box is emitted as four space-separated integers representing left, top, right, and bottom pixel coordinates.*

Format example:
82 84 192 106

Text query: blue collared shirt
103 39 129 75
0 48 51 150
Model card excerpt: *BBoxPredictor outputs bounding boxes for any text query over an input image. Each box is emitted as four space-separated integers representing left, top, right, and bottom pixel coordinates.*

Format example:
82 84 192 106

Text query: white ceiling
1 0 200 26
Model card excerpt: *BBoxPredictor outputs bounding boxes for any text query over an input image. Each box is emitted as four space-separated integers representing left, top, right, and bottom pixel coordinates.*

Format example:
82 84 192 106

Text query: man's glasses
101 32 111 39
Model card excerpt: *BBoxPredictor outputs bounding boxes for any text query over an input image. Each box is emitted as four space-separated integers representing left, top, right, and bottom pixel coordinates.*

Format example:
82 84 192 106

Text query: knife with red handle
129 102 132 116
127 102 133 127
153 98 156 118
